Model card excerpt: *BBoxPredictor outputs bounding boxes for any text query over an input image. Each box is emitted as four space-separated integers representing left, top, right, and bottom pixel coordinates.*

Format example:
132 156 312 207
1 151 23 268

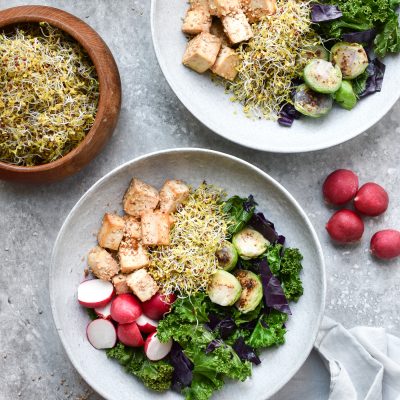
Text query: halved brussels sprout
330 42 368 80
297 44 329 67
334 81 357 110
216 241 238 271
232 228 269 260
235 270 263 313
208 270 242 306
304 59 342 94
294 84 333 118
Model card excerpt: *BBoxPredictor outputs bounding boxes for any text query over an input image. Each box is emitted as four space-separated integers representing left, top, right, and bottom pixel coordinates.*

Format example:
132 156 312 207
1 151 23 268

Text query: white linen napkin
271 317 400 400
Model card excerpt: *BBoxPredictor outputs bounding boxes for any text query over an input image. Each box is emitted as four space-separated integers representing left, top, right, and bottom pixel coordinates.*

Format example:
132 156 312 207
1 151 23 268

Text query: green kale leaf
182 374 221 400
279 248 304 302
223 195 256 236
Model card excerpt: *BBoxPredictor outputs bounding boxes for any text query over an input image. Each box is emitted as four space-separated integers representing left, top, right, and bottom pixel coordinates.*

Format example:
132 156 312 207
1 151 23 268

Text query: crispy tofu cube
123 178 159 218
222 11 253 44
124 216 142 240
126 269 159 302
183 32 222 73
209 0 218 15
182 8 212 35
190 0 210 10
141 211 171 246
112 274 131 294
97 213 125 251
213 0 241 16
159 180 190 213
211 47 240 80
119 238 149 273
241 0 277 22
210 19 230 47
88 246 119 281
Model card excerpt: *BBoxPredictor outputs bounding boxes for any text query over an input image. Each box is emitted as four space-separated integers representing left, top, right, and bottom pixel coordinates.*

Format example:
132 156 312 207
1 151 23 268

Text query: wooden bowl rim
0 5 121 174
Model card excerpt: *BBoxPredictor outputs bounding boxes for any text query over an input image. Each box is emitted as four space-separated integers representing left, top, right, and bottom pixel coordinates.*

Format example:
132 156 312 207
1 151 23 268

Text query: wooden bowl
0 6 122 183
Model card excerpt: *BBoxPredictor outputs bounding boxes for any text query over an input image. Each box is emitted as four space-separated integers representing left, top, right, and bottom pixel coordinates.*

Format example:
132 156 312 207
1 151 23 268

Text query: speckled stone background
0 1 399 399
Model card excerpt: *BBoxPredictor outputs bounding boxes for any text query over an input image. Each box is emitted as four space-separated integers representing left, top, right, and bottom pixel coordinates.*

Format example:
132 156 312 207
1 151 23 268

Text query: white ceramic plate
151 0 400 153
50 149 326 400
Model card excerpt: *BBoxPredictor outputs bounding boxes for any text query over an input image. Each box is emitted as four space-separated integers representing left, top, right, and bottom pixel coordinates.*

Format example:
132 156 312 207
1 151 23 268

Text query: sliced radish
95 301 112 320
117 322 144 347
142 293 176 320
86 319 116 349
136 314 158 333
78 279 114 308
144 332 172 361
111 294 142 324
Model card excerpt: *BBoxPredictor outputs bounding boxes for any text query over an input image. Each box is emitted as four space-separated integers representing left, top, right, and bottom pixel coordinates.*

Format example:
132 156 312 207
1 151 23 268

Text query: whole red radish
370 230 400 260
142 293 177 320
117 322 144 347
86 319 117 349
323 169 359 206
136 314 158 334
354 183 389 217
111 294 142 324
326 210 364 243
144 332 172 361
78 279 114 308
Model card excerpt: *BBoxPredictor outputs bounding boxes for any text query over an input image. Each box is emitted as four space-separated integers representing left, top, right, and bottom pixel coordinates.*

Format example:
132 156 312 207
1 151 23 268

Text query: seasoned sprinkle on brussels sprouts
294 84 333 118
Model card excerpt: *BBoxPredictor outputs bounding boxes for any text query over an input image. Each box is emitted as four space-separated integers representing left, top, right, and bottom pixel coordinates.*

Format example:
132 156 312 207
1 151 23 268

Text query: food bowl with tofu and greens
51 149 325 400
151 0 400 151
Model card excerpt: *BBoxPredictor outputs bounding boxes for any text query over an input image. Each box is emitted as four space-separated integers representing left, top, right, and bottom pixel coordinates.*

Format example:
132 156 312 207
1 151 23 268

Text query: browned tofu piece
97 213 125 251
190 0 210 10
119 238 149 273
213 0 241 16
211 47 240 80
123 178 159 218
126 269 159 302
209 0 218 15
123 216 142 240
183 32 222 73
222 11 253 44
241 0 277 22
210 19 230 47
88 246 119 281
159 180 190 213
182 8 212 35
141 211 172 246
112 274 131 294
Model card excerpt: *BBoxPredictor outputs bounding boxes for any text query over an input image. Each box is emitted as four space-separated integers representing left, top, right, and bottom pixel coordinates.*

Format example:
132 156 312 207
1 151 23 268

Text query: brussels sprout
294 84 333 118
330 42 368 80
297 44 329 67
303 59 342 94
333 81 357 110
235 270 263 313
232 228 269 260
207 270 242 306
216 241 238 271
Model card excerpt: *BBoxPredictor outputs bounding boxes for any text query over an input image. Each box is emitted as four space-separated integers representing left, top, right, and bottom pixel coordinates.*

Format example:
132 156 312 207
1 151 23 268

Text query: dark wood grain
0 5 122 183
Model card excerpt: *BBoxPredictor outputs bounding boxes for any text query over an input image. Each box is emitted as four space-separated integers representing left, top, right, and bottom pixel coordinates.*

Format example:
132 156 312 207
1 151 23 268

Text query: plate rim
150 0 398 153
50 147 327 400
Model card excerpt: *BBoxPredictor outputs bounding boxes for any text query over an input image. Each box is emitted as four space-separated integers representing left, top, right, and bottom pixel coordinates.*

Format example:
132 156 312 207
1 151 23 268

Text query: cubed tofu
210 19 230 47
97 213 125 251
112 274 131 294
123 178 159 218
209 0 218 15
241 0 277 22
182 8 212 35
141 211 172 246
222 10 253 44
211 47 240 80
126 269 159 302
190 0 210 10
88 246 119 281
119 238 149 273
159 180 190 213
213 0 241 16
183 32 222 73
124 216 142 240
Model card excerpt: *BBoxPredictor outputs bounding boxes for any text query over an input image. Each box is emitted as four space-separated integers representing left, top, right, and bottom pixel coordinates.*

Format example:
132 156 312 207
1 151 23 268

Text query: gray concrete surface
0 1 399 399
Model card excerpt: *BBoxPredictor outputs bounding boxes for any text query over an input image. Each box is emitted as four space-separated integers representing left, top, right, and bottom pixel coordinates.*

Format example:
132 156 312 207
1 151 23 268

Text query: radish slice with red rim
78 279 114 308
86 319 116 349
144 332 172 361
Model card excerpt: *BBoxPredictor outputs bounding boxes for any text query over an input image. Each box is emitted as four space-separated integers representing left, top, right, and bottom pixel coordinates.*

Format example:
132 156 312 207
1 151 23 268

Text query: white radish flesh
78 279 114 308
86 319 116 349
136 314 158 333
95 301 112 319
144 332 172 361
